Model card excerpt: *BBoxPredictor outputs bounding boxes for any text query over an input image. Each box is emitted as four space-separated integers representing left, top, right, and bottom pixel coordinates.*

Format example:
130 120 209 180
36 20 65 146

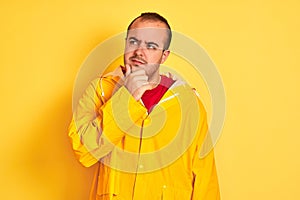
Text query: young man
68 12 220 200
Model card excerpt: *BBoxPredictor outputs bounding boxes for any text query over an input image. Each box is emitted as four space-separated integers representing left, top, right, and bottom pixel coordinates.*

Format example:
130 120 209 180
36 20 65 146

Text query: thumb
125 64 131 77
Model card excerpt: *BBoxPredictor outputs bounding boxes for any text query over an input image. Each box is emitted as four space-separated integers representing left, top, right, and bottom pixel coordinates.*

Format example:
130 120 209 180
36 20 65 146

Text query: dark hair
127 12 172 50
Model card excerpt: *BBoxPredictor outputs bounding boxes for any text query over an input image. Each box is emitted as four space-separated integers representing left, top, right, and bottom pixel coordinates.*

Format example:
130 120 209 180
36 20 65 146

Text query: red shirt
141 75 175 113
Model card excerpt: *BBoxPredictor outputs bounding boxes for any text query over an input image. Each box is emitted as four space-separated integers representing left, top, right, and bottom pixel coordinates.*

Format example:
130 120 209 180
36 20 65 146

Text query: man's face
124 19 170 78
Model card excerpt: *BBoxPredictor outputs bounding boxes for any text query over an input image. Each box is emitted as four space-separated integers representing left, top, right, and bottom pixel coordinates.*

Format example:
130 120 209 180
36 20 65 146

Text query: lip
130 58 146 65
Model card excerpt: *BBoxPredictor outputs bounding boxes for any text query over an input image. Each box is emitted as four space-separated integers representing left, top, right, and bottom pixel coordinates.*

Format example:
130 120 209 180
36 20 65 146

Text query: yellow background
1 0 299 199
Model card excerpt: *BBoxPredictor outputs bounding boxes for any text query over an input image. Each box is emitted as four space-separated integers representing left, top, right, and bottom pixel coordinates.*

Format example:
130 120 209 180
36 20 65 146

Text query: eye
146 43 157 50
128 38 138 45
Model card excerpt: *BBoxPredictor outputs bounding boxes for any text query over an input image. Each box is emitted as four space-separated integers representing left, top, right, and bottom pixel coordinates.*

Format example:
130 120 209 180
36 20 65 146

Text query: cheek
148 54 163 64
124 52 131 61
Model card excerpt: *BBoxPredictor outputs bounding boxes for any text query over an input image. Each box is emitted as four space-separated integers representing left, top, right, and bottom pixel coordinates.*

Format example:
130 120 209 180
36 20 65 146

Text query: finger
133 83 152 100
130 69 147 76
134 82 152 93
131 75 148 82
141 83 153 90
125 64 131 77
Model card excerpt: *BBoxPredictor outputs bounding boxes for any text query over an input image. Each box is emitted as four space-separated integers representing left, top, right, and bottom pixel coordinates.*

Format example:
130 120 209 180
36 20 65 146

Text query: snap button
162 185 167 189
139 164 144 169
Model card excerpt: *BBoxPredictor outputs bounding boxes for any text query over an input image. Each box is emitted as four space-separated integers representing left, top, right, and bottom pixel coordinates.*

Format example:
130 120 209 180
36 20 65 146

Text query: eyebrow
128 37 160 48
128 36 138 41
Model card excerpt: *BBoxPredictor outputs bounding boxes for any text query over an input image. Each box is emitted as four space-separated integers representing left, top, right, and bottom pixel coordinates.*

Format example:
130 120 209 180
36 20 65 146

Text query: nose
133 45 145 56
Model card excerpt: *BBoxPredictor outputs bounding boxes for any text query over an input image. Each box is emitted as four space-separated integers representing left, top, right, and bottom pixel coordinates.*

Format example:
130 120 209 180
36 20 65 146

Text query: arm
68 77 147 167
191 146 220 199
191 98 220 199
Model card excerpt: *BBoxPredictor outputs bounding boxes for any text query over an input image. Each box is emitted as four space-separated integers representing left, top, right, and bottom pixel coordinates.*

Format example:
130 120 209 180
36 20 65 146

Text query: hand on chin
131 63 145 72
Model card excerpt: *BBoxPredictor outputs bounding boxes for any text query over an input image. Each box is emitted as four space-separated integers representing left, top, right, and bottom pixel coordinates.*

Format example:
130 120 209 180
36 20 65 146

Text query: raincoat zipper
131 118 145 200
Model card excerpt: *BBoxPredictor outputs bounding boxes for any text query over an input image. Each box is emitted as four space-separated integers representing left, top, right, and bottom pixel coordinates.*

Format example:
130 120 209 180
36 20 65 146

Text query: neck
148 70 161 89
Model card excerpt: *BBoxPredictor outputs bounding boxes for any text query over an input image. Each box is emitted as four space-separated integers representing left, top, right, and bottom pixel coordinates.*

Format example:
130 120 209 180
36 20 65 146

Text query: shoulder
170 82 207 118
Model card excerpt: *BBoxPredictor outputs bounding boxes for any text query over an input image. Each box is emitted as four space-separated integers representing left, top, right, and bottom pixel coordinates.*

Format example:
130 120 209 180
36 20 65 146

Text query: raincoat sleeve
68 78 147 167
191 99 220 200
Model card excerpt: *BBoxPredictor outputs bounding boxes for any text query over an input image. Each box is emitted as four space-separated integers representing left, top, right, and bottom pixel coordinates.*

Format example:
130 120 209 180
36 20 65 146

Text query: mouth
130 58 146 66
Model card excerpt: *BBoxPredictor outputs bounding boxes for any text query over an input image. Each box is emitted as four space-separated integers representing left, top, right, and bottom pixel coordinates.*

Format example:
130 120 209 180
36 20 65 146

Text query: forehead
128 19 168 44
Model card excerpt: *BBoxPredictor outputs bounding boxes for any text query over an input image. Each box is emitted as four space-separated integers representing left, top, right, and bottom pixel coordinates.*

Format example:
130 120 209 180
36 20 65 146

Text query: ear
160 50 170 64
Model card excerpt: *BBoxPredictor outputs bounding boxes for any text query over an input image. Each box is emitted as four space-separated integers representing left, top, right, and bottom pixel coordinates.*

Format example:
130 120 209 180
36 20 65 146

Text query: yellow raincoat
68 68 220 200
